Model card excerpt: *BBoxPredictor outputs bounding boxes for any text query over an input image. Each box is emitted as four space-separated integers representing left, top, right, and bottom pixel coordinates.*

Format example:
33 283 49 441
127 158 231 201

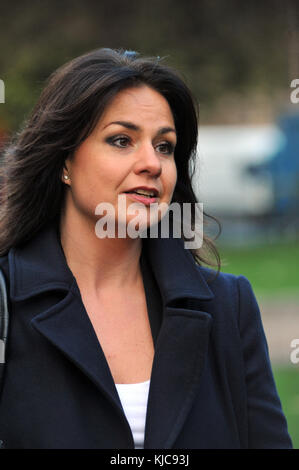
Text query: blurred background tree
0 0 296 130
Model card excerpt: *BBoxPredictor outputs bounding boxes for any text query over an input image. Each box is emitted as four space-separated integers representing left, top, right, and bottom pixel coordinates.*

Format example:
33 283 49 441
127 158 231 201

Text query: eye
155 141 175 155
106 135 131 148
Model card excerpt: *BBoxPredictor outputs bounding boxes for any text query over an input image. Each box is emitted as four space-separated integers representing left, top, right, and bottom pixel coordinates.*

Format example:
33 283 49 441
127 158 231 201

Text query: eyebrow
104 120 177 136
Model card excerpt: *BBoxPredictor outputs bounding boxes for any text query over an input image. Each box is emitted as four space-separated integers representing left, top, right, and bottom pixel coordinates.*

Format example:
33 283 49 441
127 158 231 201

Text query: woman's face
62 85 177 235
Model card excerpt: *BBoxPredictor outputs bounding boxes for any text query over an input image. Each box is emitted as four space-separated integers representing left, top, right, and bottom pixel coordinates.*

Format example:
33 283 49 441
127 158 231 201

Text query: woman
0 48 292 449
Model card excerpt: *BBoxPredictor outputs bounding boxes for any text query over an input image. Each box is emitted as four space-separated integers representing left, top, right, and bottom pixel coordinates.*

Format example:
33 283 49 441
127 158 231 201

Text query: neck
59 209 143 294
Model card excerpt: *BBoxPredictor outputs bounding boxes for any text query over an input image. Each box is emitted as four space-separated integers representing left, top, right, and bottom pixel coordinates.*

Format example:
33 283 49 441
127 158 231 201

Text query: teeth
134 189 155 197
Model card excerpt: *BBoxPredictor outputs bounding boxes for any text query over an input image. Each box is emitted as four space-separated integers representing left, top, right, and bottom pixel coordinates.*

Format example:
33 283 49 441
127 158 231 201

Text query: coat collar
8 222 215 449
142 235 214 304
9 222 214 304
9 223 75 301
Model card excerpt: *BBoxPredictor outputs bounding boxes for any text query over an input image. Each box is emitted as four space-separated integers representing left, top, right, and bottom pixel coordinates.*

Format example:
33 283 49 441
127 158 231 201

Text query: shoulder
195 264 261 334
197 264 254 305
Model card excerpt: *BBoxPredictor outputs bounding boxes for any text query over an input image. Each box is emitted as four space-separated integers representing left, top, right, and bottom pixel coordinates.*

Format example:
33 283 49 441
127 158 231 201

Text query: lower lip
124 192 158 206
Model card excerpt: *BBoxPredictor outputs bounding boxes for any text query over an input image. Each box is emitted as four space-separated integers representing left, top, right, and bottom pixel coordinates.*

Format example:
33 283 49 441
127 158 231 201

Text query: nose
133 142 162 177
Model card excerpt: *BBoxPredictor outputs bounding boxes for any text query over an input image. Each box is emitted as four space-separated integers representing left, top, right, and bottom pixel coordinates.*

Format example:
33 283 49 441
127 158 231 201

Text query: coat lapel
30 286 124 414
145 306 212 449
142 237 214 448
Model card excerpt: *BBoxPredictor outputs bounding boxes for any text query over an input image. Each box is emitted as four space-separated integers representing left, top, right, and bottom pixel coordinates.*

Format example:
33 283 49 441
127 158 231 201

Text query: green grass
273 367 299 449
218 240 299 297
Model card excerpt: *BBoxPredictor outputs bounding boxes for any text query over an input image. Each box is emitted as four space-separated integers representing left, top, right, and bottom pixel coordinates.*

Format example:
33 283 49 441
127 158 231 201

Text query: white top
115 379 150 449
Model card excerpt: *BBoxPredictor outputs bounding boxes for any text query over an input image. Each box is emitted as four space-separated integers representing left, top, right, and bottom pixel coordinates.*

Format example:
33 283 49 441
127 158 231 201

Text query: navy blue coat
0 223 292 449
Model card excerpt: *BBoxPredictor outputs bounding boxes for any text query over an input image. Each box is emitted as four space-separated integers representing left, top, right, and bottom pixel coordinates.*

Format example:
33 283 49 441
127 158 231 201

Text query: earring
63 175 69 180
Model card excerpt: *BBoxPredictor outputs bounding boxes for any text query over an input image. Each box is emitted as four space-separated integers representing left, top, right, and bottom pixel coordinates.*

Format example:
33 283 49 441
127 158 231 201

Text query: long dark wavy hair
0 47 220 268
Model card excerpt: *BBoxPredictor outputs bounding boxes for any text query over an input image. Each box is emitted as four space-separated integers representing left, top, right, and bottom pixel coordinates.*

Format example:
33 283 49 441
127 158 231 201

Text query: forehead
98 85 175 128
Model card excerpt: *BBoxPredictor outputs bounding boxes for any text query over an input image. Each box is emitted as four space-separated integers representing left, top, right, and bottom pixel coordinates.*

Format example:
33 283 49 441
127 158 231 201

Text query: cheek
71 149 107 191
166 162 177 194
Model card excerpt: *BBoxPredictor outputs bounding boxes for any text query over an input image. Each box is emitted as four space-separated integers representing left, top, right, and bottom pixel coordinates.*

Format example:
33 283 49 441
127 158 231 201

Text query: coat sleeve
237 275 293 449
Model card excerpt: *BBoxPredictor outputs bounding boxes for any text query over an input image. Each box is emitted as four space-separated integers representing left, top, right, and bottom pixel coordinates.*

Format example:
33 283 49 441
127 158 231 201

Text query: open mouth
122 189 159 205
124 187 159 198
125 190 157 198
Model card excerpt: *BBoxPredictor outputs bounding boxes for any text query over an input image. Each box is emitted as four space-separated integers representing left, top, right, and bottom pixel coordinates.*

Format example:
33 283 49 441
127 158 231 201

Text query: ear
61 160 71 185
